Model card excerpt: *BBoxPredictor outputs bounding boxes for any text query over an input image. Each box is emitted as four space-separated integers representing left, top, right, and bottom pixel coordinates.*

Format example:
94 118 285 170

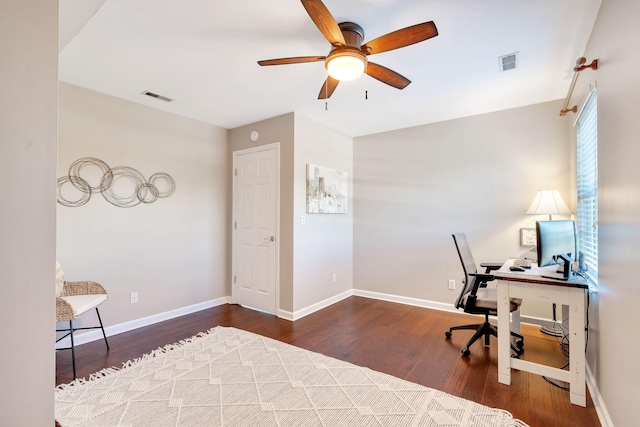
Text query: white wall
293 114 353 312
230 113 353 316
353 100 572 319
571 0 640 425
57 83 229 327
0 1 58 425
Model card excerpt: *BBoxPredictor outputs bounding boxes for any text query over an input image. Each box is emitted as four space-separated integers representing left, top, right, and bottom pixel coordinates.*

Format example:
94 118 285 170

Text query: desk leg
497 280 511 385
569 288 587 406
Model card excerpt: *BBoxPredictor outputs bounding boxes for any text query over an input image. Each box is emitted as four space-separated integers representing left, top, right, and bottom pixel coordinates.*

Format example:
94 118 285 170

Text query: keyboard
512 258 532 268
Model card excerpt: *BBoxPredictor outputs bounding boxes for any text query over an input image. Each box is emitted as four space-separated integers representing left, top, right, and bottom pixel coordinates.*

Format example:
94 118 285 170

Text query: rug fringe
493 409 530 427
120 331 207 369
505 412 529 426
55 327 220 395
55 366 121 392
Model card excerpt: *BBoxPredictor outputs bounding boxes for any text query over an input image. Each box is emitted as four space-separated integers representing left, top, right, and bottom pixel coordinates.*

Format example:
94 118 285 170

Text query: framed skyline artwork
306 163 347 214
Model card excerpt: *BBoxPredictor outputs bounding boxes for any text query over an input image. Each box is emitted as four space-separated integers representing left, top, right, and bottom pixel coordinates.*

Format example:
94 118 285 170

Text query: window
575 88 598 286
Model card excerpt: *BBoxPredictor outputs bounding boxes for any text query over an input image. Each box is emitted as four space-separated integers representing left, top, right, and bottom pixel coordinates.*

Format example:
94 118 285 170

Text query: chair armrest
61 281 107 297
469 272 495 293
480 262 503 273
56 297 76 322
469 272 494 282
463 273 495 309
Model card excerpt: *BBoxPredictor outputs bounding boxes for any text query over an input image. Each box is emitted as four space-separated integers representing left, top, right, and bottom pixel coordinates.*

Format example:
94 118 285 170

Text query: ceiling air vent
141 90 173 102
499 52 518 72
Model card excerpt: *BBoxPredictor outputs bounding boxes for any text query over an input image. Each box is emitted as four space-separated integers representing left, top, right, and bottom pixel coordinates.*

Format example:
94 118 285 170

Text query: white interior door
232 143 279 314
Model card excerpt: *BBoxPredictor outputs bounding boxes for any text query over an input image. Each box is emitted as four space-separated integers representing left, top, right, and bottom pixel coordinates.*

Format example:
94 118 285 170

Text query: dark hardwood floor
56 297 601 427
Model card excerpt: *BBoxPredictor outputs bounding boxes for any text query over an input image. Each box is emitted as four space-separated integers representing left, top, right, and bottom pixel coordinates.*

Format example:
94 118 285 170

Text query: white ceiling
59 0 602 137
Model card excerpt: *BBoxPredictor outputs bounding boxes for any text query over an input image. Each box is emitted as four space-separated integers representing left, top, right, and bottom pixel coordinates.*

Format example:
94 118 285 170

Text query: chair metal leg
57 307 109 380
69 320 76 380
447 323 484 334
447 312 525 357
466 322 494 347
484 324 492 346
95 307 109 350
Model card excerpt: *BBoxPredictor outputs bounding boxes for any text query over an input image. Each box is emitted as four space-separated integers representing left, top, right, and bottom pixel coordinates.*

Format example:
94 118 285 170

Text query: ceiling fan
257 0 438 99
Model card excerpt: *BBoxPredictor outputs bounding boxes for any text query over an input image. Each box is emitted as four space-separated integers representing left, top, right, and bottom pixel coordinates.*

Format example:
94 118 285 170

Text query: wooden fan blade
362 21 438 55
258 56 326 66
301 0 346 46
318 76 340 99
366 62 411 89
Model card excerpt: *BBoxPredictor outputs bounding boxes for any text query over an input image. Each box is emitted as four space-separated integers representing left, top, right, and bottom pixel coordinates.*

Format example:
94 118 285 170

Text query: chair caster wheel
516 339 524 349
445 331 452 339
461 347 470 357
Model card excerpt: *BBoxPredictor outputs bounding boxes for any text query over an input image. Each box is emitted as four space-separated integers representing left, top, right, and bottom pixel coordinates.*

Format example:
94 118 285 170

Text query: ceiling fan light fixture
257 1 438 99
326 52 366 81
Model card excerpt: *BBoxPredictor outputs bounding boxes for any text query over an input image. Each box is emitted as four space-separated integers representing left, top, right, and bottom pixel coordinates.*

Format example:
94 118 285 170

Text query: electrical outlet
332 273 337 283
448 280 456 290
301 215 306 225
130 292 138 304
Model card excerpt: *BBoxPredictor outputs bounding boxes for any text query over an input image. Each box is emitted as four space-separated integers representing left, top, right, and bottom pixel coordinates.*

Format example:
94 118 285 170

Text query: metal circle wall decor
57 157 176 208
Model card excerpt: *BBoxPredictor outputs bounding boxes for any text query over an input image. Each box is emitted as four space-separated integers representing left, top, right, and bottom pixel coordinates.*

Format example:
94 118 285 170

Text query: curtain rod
560 57 598 116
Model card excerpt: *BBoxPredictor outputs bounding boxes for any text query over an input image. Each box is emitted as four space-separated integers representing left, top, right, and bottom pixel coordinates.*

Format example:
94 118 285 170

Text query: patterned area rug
55 326 528 426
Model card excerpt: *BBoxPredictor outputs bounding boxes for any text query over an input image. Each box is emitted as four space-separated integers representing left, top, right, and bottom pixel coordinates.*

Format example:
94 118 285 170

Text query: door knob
265 236 275 242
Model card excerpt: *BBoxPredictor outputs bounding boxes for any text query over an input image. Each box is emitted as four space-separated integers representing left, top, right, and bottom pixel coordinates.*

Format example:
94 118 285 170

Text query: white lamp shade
326 54 365 81
526 190 571 216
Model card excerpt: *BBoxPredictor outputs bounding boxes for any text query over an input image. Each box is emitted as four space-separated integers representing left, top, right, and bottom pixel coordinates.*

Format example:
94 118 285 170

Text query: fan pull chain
325 75 329 110
364 67 369 100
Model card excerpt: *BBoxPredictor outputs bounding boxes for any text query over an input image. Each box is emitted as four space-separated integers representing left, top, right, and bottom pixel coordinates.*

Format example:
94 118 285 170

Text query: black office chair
445 233 524 357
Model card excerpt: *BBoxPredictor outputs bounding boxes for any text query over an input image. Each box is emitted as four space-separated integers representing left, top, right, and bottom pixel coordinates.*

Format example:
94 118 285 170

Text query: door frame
231 142 280 314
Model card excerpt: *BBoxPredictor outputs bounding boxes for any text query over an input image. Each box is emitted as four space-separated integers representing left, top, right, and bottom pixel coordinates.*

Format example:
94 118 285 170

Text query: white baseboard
278 289 353 321
353 289 454 312
56 296 230 347
586 363 613 427
58 288 557 346
276 308 294 321
278 289 451 321
352 288 574 330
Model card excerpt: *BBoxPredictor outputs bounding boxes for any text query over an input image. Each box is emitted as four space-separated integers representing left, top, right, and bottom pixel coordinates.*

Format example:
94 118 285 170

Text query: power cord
542 278 591 391
542 321 570 390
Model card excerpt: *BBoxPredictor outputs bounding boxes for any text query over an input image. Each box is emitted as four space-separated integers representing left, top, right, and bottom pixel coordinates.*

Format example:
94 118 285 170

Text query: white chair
55 263 109 379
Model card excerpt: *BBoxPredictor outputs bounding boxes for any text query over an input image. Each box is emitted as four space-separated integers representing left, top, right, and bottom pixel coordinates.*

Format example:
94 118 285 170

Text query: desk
494 259 588 407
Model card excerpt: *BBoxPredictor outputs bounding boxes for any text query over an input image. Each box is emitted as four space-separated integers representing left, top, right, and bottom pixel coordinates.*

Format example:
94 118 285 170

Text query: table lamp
527 189 571 337
526 189 571 220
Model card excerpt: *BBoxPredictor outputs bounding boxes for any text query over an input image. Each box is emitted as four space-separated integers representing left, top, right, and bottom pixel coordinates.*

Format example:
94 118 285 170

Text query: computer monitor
536 220 577 280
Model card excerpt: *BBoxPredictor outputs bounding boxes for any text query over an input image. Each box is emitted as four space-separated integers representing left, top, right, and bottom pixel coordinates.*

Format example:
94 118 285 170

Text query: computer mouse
510 266 525 272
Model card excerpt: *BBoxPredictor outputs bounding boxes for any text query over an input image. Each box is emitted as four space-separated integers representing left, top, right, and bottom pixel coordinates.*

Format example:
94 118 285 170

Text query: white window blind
575 89 598 286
